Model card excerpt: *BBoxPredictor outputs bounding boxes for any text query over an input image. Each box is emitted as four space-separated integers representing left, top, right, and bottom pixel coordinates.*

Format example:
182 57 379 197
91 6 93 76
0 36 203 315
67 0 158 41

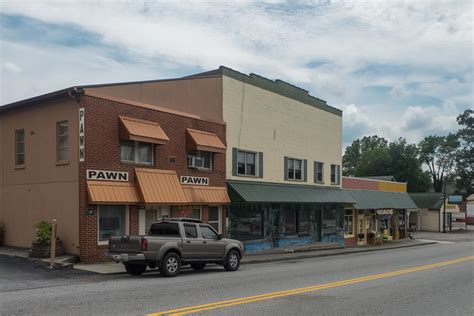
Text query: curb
241 241 438 265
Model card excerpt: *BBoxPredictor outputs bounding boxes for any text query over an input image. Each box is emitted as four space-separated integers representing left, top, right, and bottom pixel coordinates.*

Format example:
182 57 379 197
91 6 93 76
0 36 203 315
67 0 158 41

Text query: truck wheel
124 263 147 276
160 252 181 277
224 250 240 271
190 263 206 270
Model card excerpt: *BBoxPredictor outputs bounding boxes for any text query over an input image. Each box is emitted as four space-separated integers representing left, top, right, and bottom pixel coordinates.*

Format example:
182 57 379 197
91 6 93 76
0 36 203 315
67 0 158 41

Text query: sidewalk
0 246 78 266
73 238 436 275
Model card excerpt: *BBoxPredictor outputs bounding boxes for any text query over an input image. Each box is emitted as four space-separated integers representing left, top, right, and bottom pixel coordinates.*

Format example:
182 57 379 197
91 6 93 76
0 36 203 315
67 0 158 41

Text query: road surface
1 239 473 315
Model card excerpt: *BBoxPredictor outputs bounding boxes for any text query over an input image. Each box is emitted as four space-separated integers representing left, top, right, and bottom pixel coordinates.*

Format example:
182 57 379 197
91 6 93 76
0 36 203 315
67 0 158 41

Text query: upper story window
15 129 25 166
331 164 341 185
120 140 153 165
284 157 307 181
238 150 256 176
232 148 263 178
314 161 324 183
57 121 69 161
187 151 212 170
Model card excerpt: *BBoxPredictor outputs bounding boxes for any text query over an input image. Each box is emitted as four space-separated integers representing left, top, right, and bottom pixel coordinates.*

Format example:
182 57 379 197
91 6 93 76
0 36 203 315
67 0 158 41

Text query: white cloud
2 62 22 74
0 0 471 145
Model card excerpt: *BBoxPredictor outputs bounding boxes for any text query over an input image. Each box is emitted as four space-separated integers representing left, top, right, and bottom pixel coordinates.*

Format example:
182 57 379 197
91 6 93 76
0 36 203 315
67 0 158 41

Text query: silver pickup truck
108 218 244 277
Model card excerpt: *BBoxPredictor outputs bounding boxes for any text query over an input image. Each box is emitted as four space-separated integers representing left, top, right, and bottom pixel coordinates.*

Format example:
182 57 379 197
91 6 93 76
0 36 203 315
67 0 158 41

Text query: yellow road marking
147 256 474 316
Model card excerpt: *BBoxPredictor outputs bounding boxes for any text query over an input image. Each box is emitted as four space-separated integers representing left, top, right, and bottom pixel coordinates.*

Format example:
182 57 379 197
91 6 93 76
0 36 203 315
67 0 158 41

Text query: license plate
121 253 129 261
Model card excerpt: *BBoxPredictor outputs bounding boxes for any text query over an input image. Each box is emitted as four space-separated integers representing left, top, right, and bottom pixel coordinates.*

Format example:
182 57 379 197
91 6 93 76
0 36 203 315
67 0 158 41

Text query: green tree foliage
343 136 388 176
418 133 460 193
455 109 473 195
343 136 431 192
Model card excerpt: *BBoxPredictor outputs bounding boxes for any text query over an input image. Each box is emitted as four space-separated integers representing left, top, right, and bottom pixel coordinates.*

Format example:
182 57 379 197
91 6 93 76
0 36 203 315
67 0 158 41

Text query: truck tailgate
109 235 142 253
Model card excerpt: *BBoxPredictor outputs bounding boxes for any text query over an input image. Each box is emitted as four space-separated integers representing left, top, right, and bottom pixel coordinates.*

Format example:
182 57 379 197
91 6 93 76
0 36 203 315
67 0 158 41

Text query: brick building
0 88 229 263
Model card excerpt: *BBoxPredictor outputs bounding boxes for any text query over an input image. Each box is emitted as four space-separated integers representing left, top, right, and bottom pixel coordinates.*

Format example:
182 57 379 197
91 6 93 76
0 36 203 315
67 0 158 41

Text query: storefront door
269 207 280 247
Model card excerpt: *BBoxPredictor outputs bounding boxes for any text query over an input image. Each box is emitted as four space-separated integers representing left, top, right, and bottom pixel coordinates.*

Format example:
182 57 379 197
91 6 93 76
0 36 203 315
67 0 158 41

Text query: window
208 206 220 233
282 208 297 236
149 222 180 237
288 158 303 180
344 210 354 236
57 121 68 161
230 204 263 240
120 140 153 165
171 205 201 219
237 150 257 176
314 161 324 183
200 225 219 239
298 208 310 236
331 164 341 184
98 205 127 242
184 224 198 238
187 151 212 170
15 129 25 166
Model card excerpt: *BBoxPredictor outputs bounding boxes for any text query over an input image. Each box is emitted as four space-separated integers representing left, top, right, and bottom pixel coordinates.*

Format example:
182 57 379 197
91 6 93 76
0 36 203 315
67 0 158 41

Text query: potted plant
0 224 4 246
357 233 365 241
29 221 64 258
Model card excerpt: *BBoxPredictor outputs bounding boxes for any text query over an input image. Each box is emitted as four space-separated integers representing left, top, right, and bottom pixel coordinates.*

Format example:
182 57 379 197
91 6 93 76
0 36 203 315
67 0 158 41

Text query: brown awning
87 181 141 204
186 128 226 153
135 168 187 204
182 186 230 205
119 116 169 145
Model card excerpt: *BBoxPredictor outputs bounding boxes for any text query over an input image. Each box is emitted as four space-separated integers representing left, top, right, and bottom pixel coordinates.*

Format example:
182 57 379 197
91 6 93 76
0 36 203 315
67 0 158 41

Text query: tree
418 133 460 192
354 147 392 176
387 138 432 192
343 135 388 176
455 109 473 195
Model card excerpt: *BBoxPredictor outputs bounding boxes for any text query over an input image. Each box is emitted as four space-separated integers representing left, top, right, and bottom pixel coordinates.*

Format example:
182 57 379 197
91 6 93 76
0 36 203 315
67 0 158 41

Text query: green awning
227 180 356 204
344 189 417 210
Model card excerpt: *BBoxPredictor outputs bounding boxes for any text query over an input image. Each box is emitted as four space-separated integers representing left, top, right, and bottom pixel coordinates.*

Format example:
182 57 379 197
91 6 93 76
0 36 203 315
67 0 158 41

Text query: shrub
34 221 52 244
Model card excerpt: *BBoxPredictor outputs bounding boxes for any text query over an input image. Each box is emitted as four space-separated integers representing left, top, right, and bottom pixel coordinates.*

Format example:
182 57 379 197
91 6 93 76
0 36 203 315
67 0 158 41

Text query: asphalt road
1 240 473 315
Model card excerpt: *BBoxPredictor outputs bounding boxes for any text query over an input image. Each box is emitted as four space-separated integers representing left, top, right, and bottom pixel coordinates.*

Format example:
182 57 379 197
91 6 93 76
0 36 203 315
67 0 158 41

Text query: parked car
108 218 244 277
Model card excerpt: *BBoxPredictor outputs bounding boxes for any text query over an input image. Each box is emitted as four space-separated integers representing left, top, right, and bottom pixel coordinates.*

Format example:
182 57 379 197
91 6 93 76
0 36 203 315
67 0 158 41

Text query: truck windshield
149 222 180 237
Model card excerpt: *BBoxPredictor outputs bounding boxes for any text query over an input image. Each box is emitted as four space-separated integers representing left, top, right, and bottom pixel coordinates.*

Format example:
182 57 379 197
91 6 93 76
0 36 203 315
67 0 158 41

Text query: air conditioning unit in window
188 156 205 168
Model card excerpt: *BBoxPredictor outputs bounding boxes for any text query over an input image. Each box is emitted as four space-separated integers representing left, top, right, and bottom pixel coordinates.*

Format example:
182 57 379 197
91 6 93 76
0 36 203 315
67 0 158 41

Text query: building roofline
342 176 407 185
0 87 82 114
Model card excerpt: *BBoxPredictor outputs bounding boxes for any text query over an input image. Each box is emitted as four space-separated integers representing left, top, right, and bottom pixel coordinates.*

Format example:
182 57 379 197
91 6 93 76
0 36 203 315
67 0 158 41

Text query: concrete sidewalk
73 238 437 275
0 246 78 266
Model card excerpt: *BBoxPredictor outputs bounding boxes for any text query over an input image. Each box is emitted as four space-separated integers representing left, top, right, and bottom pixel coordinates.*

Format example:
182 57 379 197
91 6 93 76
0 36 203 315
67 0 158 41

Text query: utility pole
443 181 446 233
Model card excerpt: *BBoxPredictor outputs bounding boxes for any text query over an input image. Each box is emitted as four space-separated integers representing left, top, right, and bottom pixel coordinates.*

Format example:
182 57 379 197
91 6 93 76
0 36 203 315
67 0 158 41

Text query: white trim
208 206 221 233
139 207 146 235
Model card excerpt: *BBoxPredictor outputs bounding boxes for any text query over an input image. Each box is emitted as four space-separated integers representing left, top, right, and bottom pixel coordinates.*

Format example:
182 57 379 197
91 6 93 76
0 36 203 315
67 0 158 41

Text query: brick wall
78 95 227 263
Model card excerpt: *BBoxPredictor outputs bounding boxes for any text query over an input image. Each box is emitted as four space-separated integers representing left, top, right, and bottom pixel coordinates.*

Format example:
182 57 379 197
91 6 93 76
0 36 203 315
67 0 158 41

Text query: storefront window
344 210 354 236
98 205 127 241
322 205 337 236
282 207 297 236
171 205 201 219
298 208 310 236
145 206 170 234
230 203 263 240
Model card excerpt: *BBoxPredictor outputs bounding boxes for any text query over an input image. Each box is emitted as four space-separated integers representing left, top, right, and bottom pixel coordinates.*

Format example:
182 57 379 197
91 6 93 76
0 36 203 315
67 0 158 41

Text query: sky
0 0 472 147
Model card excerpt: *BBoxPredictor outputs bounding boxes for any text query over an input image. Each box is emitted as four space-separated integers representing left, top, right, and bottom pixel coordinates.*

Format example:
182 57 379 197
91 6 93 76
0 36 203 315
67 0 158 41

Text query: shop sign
451 221 466 229
376 209 393 216
467 204 474 217
87 169 128 181
180 176 209 186
79 108 85 162
448 195 462 205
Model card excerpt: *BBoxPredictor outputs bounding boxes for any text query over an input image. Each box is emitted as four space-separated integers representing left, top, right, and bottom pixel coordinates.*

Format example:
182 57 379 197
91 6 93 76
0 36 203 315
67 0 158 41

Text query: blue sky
0 0 472 147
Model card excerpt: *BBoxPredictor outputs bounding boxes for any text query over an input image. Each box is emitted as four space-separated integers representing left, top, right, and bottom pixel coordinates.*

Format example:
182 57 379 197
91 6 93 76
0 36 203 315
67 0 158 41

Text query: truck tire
224 250 240 271
124 263 147 276
190 263 206 270
160 252 181 277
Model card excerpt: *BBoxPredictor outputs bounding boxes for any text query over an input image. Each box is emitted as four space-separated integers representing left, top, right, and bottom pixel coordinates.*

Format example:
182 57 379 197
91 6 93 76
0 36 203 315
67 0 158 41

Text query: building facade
342 176 417 247
0 89 229 263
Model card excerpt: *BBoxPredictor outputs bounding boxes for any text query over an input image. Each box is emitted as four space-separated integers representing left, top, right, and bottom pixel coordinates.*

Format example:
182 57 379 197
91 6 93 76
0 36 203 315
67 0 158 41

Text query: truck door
182 223 202 259
199 225 226 259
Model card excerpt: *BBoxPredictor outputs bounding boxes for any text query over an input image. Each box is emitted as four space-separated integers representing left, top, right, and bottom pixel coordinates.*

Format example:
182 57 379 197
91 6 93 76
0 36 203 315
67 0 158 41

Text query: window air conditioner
189 156 205 168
